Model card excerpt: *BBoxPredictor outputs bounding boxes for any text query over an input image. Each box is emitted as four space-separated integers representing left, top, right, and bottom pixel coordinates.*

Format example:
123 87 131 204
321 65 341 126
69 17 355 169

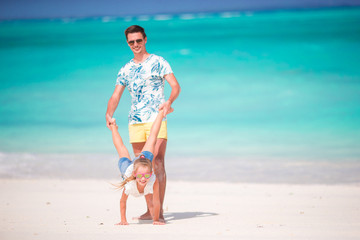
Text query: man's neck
133 52 150 64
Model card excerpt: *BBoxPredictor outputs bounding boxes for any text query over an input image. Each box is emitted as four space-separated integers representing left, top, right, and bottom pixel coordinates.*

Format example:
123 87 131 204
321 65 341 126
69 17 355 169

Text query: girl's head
132 157 153 186
115 155 153 190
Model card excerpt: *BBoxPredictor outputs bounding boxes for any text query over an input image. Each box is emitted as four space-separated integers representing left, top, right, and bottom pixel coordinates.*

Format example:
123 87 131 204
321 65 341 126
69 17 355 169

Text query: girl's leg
131 142 153 220
118 157 132 178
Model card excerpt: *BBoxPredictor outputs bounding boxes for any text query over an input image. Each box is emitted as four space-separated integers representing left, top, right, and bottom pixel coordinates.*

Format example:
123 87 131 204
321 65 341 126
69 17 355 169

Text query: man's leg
153 138 167 221
132 142 144 157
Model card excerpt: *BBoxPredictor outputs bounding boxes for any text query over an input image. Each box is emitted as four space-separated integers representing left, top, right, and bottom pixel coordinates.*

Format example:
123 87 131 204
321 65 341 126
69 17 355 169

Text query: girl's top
122 151 156 197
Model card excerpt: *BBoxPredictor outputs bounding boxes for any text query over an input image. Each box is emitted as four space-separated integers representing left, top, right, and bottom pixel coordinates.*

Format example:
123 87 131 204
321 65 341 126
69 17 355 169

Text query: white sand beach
1 179 360 240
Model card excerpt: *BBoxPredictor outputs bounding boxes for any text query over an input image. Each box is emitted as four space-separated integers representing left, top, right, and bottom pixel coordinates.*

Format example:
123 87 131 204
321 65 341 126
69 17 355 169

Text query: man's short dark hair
125 25 147 40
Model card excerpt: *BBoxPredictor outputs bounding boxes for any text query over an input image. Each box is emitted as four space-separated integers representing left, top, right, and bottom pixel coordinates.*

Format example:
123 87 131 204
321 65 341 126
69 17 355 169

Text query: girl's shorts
118 157 132 176
118 151 154 177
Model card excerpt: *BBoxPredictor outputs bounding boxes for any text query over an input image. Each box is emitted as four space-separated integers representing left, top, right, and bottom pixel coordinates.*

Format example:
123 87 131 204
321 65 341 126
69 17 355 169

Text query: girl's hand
109 118 118 130
153 220 165 225
115 221 129 225
158 101 174 117
106 114 116 129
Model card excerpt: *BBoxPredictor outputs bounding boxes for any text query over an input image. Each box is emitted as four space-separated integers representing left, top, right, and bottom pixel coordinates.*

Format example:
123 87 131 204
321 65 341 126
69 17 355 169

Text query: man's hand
159 100 174 117
106 113 115 129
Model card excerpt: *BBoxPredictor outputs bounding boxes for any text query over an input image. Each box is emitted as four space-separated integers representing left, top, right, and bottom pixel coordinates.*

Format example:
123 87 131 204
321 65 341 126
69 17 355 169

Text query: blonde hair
116 157 152 190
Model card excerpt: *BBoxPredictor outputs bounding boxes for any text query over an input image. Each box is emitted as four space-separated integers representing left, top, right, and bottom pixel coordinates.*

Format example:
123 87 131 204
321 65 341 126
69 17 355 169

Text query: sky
1 0 360 20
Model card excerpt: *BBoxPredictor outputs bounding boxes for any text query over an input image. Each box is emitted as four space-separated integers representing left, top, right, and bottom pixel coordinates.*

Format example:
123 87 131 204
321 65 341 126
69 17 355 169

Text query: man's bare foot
159 214 165 222
153 220 165 225
132 211 152 220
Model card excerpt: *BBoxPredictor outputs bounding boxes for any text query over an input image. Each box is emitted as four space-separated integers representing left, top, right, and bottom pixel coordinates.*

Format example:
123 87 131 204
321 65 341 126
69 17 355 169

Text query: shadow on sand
138 211 218 224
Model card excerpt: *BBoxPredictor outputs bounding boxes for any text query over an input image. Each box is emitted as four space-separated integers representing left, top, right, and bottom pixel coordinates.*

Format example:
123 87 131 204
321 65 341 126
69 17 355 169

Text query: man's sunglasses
128 39 143 46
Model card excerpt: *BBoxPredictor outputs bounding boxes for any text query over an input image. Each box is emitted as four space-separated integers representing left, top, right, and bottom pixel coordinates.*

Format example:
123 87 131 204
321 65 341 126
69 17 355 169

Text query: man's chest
125 65 163 92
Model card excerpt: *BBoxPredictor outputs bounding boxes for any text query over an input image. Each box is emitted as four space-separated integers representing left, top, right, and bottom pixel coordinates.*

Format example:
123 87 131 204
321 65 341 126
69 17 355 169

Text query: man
106 25 181 222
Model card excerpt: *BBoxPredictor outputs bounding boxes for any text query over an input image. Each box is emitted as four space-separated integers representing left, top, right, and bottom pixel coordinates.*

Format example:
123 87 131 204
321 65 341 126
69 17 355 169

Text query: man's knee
132 142 145 157
154 138 167 174
154 156 165 173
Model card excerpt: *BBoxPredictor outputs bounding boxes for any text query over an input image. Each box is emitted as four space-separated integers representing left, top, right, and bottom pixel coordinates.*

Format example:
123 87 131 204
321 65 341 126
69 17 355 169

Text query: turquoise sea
1 7 360 182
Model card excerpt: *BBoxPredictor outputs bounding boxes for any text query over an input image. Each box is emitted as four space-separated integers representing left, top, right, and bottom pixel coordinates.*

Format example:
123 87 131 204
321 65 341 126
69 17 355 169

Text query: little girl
109 109 171 225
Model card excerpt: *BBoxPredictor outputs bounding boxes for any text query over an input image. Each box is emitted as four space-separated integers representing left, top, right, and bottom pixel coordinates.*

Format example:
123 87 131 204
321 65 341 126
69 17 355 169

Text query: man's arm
159 73 181 117
109 121 131 159
106 85 125 129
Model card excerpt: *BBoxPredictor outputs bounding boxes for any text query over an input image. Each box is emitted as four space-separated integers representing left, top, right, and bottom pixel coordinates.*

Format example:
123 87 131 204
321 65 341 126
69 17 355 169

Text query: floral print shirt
116 54 173 124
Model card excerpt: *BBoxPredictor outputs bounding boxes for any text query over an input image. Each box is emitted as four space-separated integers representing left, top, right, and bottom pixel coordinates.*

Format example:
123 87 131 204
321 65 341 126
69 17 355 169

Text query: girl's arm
152 179 164 225
110 120 131 159
115 191 129 225
145 194 154 216
142 109 173 154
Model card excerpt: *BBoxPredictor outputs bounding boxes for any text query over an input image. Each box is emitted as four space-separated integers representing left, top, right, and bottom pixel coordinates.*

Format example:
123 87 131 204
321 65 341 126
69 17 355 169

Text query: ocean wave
179 14 196 20
123 16 133 22
101 16 116 23
137 15 151 21
220 12 241 18
60 18 77 23
154 14 173 21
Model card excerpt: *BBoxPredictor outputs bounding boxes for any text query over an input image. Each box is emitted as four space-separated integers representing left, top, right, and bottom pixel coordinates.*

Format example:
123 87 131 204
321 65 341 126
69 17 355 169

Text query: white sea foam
179 14 196 20
61 18 76 23
0 152 118 179
220 12 241 18
1 152 360 183
101 16 116 23
196 13 212 19
123 16 133 22
154 14 173 21
137 15 151 21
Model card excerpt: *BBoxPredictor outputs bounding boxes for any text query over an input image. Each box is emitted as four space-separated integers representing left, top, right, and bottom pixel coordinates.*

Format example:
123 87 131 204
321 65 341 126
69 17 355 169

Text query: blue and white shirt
116 54 173 125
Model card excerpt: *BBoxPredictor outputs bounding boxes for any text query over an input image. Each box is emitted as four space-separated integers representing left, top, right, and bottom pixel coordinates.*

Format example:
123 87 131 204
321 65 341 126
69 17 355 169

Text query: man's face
127 32 146 54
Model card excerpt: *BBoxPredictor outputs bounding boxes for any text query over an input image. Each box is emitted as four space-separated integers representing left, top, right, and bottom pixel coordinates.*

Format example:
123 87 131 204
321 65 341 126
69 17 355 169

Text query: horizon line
1 5 359 22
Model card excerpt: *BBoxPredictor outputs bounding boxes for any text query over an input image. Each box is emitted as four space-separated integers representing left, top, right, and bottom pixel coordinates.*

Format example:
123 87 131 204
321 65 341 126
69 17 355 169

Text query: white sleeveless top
123 164 156 197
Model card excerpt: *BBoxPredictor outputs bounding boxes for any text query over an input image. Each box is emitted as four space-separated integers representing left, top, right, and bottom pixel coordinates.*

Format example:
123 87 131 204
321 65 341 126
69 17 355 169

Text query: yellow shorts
129 121 167 143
